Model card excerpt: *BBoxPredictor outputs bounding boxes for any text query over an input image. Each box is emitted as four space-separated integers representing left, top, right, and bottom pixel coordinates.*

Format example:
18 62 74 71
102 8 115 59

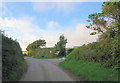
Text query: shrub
2 34 27 81
28 48 56 57
67 48 74 55
66 32 120 69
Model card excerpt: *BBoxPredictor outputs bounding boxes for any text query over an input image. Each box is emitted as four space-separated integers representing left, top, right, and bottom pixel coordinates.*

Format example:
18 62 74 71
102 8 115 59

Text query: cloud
0 17 44 34
47 21 60 28
40 23 98 48
0 16 98 51
64 24 98 47
33 2 76 14
17 33 38 51
0 17 44 51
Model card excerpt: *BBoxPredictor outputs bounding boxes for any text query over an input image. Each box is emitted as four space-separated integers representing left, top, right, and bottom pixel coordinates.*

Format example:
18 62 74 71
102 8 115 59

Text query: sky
0 1 106 51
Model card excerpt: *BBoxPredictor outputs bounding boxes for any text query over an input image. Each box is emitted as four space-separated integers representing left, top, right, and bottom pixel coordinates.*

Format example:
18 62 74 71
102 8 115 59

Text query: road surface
20 57 75 81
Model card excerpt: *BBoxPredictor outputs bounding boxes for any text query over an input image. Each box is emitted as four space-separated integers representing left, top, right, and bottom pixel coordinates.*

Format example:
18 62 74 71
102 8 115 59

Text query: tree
26 39 46 51
86 1 120 37
86 0 120 68
55 35 67 56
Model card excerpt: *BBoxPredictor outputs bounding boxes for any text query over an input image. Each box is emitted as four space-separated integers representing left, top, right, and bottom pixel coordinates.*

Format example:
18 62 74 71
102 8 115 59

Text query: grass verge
27 55 63 59
59 60 118 81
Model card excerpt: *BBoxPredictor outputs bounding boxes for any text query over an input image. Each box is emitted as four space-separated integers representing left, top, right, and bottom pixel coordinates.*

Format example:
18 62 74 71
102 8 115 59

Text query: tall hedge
28 48 56 57
2 35 27 81
66 32 120 69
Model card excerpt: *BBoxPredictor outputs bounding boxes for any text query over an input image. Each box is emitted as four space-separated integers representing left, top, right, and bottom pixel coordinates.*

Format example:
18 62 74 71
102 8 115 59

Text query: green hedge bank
28 48 56 57
66 34 120 69
2 35 27 81
59 33 120 81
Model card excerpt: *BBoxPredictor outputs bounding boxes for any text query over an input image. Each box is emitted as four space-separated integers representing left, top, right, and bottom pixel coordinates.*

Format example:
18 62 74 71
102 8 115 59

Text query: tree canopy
55 35 67 56
86 1 120 37
26 39 46 51
85 0 120 68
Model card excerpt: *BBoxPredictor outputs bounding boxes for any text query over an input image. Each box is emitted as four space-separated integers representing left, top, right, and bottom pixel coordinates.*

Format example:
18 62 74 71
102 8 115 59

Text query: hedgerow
28 48 56 57
66 32 120 69
2 34 27 81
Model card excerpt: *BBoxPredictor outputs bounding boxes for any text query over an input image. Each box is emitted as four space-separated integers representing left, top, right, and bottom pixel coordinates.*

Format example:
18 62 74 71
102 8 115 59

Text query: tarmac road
20 57 75 81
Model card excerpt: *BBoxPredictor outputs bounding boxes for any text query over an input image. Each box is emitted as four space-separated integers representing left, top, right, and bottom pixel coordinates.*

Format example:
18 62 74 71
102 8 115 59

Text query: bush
67 48 74 55
2 35 27 81
66 32 120 69
28 48 56 57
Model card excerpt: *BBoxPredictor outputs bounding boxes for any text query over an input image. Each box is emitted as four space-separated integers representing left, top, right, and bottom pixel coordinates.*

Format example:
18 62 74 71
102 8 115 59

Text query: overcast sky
0 0 107 51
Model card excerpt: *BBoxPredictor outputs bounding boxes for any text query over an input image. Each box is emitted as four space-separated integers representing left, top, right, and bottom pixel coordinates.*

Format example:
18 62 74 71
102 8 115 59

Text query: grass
27 55 63 59
59 60 119 81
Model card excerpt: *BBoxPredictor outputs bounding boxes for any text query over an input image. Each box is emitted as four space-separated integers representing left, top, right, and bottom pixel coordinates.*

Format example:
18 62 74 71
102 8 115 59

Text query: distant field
59 60 118 81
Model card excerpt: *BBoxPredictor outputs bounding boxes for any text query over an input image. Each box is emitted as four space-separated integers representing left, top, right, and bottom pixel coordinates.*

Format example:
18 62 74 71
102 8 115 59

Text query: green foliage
62 1 120 81
55 35 67 56
66 32 120 69
28 55 62 59
68 0 119 69
26 39 46 51
59 60 118 81
102 1 120 24
86 1 120 35
2 34 27 81
67 48 74 55
28 48 56 57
